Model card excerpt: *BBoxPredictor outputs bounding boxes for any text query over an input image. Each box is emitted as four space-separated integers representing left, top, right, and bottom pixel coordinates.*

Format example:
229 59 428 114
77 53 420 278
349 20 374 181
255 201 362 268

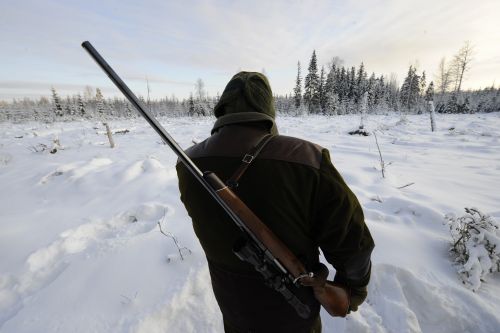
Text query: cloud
0 0 499 99
0 81 91 91
0 80 119 100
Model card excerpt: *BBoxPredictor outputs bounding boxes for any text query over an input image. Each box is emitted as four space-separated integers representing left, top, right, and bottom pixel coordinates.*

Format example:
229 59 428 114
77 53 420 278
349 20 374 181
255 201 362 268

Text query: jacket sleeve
314 149 374 304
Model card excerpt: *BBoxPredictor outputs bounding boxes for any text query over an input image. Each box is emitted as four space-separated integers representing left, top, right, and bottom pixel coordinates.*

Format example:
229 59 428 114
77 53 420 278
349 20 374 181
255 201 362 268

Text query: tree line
288 41 499 115
0 86 217 123
0 41 499 122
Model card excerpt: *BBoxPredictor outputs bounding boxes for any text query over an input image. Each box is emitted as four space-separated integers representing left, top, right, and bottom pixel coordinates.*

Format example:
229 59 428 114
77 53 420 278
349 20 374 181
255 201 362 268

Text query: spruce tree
348 66 356 101
367 72 376 110
63 96 74 119
425 82 435 102
338 67 348 101
91 88 114 147
294 61 302 108
77 94 86 117
304 50 320 113
420 71 427 97
445 94 458 113
188 94 195 116
324 64 336 106
373 75 385 107
355 62 367 103
459 97 471 113
400 66 420 111
319 66 326 113
51 87 63 117
96 88 106 117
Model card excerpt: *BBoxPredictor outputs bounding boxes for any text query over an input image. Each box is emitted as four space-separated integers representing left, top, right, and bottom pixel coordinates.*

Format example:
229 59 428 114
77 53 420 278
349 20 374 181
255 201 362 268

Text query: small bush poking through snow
444 208 500 291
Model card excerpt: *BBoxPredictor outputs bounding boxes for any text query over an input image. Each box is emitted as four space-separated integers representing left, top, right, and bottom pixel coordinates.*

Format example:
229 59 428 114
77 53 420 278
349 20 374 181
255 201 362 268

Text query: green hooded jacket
176 72 374 333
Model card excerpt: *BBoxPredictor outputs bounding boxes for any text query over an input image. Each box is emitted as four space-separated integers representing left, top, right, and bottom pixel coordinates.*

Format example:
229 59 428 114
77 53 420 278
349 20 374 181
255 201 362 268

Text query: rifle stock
204 172 350 317
81 40 350 318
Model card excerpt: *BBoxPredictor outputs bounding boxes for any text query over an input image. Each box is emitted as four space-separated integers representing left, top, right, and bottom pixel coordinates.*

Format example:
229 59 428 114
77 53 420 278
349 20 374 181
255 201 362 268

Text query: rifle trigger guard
293 272 314 284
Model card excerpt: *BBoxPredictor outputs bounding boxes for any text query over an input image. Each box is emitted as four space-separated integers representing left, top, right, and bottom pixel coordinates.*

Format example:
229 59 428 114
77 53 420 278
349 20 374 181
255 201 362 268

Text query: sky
0 0 499 101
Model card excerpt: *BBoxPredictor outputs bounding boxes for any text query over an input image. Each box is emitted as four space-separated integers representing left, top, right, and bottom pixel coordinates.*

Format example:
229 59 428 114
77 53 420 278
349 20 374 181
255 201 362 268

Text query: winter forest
1 42 499 123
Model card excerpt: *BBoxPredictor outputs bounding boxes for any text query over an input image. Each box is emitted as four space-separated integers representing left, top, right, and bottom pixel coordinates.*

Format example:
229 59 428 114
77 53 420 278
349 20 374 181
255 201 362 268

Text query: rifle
81 41 350 318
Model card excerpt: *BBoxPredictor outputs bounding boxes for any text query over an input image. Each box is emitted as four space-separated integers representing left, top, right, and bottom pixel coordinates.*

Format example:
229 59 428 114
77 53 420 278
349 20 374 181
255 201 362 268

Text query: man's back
177 123 372 332
176 71 373 333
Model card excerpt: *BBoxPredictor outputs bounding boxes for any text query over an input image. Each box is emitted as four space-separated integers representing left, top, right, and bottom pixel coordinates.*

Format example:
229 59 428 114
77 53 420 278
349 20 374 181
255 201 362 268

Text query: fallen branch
373 131 386 178
27 143 49 153
157 212 191 261
397 182 415 189
348 128 370 136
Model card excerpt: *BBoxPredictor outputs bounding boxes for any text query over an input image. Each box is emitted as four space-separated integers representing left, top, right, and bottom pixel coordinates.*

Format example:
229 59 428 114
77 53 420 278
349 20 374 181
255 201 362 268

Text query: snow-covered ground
1 113 499 333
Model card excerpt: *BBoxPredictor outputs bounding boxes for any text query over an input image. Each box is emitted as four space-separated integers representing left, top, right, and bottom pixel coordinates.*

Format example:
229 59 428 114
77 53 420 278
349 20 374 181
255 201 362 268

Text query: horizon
1 0 499 102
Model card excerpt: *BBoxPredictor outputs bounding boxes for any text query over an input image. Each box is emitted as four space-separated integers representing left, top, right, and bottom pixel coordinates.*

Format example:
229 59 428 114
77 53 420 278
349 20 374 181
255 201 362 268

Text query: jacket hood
212 71 277 134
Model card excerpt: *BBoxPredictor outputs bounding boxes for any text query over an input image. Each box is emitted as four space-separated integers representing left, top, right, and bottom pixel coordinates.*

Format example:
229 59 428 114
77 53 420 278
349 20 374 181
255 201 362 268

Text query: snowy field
1 113 499 333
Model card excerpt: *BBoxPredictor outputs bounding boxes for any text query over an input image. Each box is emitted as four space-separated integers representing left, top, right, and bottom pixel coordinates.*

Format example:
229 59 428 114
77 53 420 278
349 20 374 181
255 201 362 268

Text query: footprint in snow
38 158 113 184
0 202 171 328
120 156 167 183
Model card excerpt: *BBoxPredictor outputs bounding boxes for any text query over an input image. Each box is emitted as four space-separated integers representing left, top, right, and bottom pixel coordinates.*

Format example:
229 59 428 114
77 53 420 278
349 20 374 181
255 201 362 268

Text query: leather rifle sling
226 133 275 189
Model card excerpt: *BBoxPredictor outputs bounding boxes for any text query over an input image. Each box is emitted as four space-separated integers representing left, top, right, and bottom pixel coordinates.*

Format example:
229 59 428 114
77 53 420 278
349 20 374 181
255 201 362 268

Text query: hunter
176 72 374 333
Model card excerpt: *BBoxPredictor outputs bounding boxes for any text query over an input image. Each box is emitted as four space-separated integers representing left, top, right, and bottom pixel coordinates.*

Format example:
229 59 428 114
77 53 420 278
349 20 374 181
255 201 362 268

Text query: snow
1 113 499 332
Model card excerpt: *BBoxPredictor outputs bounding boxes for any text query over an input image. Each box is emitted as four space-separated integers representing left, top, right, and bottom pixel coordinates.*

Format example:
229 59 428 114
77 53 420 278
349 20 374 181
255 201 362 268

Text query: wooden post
428 101 436 132
103 122 115 148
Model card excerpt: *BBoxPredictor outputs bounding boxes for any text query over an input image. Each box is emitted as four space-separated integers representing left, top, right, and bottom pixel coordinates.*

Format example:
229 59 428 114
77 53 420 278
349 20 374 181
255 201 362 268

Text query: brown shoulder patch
259 135 324 169
181 127 324 170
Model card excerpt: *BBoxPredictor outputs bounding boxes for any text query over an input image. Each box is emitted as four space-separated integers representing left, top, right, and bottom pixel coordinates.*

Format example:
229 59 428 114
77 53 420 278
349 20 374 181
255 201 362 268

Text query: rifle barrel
81 41 203 179
81 41 265 249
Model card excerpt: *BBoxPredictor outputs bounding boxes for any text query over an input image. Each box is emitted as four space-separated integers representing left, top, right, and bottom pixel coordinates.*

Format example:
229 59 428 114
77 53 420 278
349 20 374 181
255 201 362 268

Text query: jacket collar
211 112 278 135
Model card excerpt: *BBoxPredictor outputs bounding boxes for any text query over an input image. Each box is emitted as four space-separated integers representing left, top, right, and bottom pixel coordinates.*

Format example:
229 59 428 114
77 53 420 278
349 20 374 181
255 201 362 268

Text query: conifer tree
125 103 134 118
77 94 86 117
319 66 326 112
445 94 458 113
400 66 421 111
304 50 320 113
338 67 348 101
324 90 338 115
188 94 195 116
293 61 302 108
63 96 74 118
367 73 376 110
51 87 63 117
329 63 337 87
425 82 435 102
461 96 471 113
324 64 336 107
95 88 115 148
96 88 106 117
420 71 427 97
373 75 385 108
355 62 367 103
348 66 356 101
